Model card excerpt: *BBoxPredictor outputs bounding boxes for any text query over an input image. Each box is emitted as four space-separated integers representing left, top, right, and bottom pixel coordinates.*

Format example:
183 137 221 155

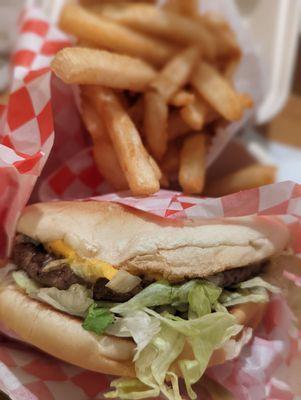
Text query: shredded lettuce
112 280 222 318
13 271 93 317
234 276 281 292
13 270 40 293
220 276 280 307
83 304 114 335
107 311 241 400
106 311 161 359
222 327 253 362
12 270 279 400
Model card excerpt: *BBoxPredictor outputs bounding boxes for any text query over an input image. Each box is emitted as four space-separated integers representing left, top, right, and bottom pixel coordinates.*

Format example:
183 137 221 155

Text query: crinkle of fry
83 86 160 196
56 1 254 196
81 96 128 190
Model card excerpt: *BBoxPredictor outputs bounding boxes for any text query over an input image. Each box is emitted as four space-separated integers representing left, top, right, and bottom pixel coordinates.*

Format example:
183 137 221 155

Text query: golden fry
180 95 207 130
167 111 191 141
223 57 240 80
238 93 254 109
191 61 244 121
179 133 206 194
83 86 159 195
93 141 129 190
81 98 128 190
60 4 175 66
144 91 168 160
174 0 200 17
205 164 277 197
51 47 156 91
95 3 217 59
150 46 200 101
180 93 219 130
169 90 195 107
81 96 107 141
148 154 162 181
201 12 241 58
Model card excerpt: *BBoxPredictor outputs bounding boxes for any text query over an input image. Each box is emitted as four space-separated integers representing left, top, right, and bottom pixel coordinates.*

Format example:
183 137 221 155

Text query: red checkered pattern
0 4 300 400
0 8 70 257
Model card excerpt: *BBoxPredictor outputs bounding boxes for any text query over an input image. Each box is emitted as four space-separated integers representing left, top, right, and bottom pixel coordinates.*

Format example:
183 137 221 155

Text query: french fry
94 3 217 59
163 0 200 16
60 4 175 66
205 164 277 197
191 61 244 121
81 96 107 141
83 85 159 195
93 141 129 190
81 97 128 190
180 93 219 130
180 95 207 130
238 93 254 109
144 90 168 160
167 111 191 141
81 0 156 4
200 12 241 58
150 46 200 101
51 47 156 91
179 133 206 194
223 57 240 80
169 90 195 107
161 143 180 174
173 0 200 17
148 154 162 181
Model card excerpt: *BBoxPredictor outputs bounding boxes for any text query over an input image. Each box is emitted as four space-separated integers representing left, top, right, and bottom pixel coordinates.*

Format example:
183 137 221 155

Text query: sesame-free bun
0 283 267 376
17 201 290 280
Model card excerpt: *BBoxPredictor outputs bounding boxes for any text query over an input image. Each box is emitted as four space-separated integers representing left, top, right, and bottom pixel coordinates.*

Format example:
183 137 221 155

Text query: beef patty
12 235 265 302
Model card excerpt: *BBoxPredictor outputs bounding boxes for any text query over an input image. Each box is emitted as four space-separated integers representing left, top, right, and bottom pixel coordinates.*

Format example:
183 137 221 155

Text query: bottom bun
0 284 267 377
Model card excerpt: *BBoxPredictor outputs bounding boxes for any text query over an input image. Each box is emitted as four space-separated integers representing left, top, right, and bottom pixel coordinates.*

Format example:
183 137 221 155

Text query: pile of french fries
51 0 275 196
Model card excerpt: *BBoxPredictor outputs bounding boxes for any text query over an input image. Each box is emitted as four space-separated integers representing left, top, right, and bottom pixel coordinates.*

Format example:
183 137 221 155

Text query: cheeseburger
0 201 289 399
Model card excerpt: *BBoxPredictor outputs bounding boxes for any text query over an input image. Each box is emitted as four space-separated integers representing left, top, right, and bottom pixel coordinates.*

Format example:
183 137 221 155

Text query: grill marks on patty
12 235 265 301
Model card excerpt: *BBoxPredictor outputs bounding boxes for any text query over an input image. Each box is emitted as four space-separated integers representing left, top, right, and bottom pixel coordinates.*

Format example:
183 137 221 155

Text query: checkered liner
1 5 301 400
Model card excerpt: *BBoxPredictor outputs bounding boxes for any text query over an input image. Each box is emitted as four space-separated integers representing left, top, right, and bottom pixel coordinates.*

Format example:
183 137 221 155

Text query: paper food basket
0 1 301 399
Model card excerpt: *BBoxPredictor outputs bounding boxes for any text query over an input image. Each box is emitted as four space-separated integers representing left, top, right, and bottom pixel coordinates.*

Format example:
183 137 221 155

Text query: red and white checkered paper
0 5 301 400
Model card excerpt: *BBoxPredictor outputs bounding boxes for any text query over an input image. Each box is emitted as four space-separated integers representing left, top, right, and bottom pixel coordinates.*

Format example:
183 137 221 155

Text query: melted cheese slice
46 240 117 282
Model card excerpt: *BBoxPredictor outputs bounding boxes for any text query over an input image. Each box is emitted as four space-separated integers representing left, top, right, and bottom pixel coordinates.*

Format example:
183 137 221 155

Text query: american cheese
46 240 117 282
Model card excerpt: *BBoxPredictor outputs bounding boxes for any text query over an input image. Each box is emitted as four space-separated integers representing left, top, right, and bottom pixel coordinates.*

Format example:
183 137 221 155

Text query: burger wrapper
0 4 301 400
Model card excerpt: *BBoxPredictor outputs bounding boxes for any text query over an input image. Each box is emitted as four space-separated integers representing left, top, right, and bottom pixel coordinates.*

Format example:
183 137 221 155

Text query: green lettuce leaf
13 271 93 317
220 276 280 307
108 309 240 400
83 304 114 335
105 378 159 400
188 281 222 318
234 276 280 292
112 281 173 315
106 311 161 359
112 280 221 319
219 287 269 307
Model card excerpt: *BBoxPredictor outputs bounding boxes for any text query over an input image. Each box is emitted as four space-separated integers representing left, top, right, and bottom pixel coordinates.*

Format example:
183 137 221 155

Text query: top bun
17 201 290 280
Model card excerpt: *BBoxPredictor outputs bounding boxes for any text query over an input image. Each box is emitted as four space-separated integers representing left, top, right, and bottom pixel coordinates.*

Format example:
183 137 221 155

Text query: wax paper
0 3 300 400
